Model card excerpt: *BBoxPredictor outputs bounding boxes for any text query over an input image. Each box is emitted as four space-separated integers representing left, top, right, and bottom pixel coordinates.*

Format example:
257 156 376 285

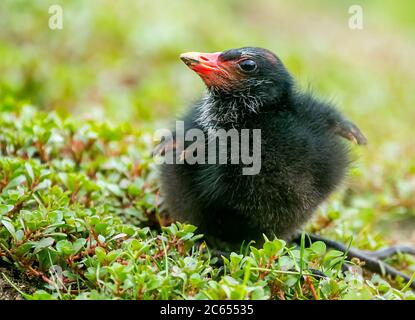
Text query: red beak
180 51 222 75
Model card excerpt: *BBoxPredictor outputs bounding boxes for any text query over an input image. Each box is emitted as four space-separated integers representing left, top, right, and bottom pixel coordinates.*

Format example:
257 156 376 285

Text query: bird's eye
238 59 257 72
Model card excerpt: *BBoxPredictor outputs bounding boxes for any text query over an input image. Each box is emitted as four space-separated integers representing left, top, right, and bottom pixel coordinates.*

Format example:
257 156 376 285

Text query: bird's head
180 47 293 105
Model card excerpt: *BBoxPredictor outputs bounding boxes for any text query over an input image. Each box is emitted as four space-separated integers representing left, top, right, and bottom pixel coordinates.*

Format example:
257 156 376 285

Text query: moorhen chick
158 47 367 247
156 47 415 286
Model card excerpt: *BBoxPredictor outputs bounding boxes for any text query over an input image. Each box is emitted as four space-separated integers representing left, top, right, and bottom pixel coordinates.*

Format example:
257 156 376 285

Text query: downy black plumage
158 47 366 249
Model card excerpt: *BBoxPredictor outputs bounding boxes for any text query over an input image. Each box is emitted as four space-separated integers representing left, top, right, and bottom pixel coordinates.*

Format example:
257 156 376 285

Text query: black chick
158 47 366 250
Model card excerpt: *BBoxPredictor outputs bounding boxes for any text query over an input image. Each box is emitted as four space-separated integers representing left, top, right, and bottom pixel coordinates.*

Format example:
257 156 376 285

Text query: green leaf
95 223 108 235
56 240 74 255
28 290 56 300
278 256 295 270
310 241 326 256
263 239 285 257
72 238 86 254
34 237 55 254
1 219 16 239
25 162 35 185
0 204 14 216
95 246 106 264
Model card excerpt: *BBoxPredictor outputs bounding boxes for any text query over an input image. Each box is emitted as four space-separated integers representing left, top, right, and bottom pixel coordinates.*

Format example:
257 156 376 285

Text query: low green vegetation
0 101 414 300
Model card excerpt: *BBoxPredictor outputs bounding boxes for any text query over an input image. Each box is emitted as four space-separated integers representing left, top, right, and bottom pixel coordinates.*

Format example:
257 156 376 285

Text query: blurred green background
0 0 414 245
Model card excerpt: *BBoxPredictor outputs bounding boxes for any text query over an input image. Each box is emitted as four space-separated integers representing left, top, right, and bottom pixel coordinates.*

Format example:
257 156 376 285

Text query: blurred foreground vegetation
0 0 414 299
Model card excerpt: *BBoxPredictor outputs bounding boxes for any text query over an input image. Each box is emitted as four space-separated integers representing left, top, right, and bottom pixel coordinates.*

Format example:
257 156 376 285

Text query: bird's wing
334 120 367 145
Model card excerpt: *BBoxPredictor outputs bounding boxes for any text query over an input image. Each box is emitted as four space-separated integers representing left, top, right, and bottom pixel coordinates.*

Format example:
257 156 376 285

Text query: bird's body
158 47 365 249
